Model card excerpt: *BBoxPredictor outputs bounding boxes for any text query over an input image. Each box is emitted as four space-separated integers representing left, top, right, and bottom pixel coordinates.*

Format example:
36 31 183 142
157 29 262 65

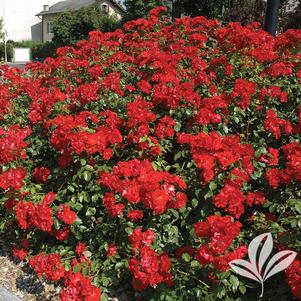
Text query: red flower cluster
0 84 12 119
33 167 51 183
194 215 247 271
127 209 144 221
107 244 117 257
266 142 301 188
99 159 187 215
0 167 27 191
264 110 292 139
15 193 55 231
213 184 246 218
0 125 31 164
268 62 292 77
178 131 254 183
259 85 288 103
128 228 155 250
195 95 228 125
129 246 173 291
259 147 279 166
285 259 301 300
60 271 101 301
230 78 256 109
50 111 122 163
70 81 99 105
12 239 30 261
154 116 176 140
12 247 28 261
29 253 66 282
56 204 77 225
128 229 173 291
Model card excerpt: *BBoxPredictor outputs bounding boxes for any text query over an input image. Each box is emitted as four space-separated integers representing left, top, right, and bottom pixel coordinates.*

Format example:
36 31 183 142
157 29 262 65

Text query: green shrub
0 42 14 61
31 41 56 60
0 6 301 301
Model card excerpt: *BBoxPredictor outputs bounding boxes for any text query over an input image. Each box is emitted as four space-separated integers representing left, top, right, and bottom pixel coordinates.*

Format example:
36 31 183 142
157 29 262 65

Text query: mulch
0 233 60 301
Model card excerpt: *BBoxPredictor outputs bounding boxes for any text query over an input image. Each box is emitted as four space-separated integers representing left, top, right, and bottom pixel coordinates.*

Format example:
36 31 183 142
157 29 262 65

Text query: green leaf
182 253 191 262
86 207 96 217
73 203 83 211
174 123 181 132
190 260 200 268
239 284 247 294
217 283 226 298
229 275 239 291
169 209 179 218
68 185 75 193
101 293 109 301
53 219 61 230
209 182 217 191
294 202 301 213
223 124 228 134
83 170 91 181
73 265 82 273
191 198 198 208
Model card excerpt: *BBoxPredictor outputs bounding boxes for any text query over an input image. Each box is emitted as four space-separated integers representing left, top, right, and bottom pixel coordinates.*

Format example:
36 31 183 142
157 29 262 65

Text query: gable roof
36 0 125 16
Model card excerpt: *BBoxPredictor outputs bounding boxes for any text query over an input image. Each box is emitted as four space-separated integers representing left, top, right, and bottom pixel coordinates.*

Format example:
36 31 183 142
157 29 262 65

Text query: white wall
0 0 58 41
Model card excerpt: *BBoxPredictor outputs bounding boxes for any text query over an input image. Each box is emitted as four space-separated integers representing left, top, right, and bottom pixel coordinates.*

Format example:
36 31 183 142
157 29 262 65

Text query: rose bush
0 6 301 301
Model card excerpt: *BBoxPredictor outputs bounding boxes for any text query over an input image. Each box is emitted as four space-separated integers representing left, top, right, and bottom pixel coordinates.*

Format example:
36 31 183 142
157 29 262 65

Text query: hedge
0 6 300 301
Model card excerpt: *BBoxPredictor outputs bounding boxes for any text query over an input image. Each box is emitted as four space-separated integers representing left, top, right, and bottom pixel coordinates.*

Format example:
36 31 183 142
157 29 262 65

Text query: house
36 0 125 43
0 0 58 41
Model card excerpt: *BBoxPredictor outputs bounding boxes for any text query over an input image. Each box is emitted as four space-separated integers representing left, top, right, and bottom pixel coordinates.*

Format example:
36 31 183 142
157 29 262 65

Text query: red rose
56 204 77 225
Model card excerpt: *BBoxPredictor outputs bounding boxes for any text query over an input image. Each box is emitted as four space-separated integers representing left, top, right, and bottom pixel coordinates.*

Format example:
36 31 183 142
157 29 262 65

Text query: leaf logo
229 232 297 298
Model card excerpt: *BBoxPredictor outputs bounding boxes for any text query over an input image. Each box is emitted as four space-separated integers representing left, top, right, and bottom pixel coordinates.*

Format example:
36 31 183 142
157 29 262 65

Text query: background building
36 0 124 42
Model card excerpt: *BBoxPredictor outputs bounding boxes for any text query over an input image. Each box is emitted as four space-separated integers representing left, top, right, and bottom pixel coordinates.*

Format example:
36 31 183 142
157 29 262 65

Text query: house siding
42 0 123 42
42 13 58 42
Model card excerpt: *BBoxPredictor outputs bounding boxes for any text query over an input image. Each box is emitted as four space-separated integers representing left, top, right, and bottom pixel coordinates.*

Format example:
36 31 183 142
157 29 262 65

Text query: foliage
30 41 56 60
281 1 301 31
123 0 164 21
0 6 301 301
12 40 52 61
52 1 120 46
0 40 56 62
0 42 13 61
173 0 226 18
173 0 300 31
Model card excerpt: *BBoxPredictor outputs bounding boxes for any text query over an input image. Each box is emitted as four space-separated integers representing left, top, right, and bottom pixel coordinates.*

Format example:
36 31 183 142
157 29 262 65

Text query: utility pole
264 0 280 36
2 0 7 63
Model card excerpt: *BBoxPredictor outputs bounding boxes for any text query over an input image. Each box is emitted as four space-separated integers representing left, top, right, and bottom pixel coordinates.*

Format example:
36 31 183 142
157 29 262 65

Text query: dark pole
264 0 280 36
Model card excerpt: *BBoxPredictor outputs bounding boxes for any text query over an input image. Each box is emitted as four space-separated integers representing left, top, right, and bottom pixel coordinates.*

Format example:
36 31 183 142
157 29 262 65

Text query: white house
36 0 125 43
0 0 58 41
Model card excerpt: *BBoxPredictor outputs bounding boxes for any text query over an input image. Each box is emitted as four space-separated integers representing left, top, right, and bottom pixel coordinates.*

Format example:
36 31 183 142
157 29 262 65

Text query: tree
123 0 164 22
280 1 301 31
224 0 267 25
173 0 227 19
53 1 120 46
173 0 295 30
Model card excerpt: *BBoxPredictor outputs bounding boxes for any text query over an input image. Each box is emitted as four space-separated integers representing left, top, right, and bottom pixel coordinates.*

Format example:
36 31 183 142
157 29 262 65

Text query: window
101 4 109 13
47 21 54 34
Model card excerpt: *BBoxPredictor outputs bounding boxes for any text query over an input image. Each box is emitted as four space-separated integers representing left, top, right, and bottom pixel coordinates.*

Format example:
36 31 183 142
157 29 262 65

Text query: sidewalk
0 288 22 301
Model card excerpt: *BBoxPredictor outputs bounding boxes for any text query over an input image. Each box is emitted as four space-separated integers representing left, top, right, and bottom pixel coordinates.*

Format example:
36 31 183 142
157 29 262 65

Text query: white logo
229 232 297 297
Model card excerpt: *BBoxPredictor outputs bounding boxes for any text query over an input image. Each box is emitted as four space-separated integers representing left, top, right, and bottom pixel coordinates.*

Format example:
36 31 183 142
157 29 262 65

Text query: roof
36 0 125 16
